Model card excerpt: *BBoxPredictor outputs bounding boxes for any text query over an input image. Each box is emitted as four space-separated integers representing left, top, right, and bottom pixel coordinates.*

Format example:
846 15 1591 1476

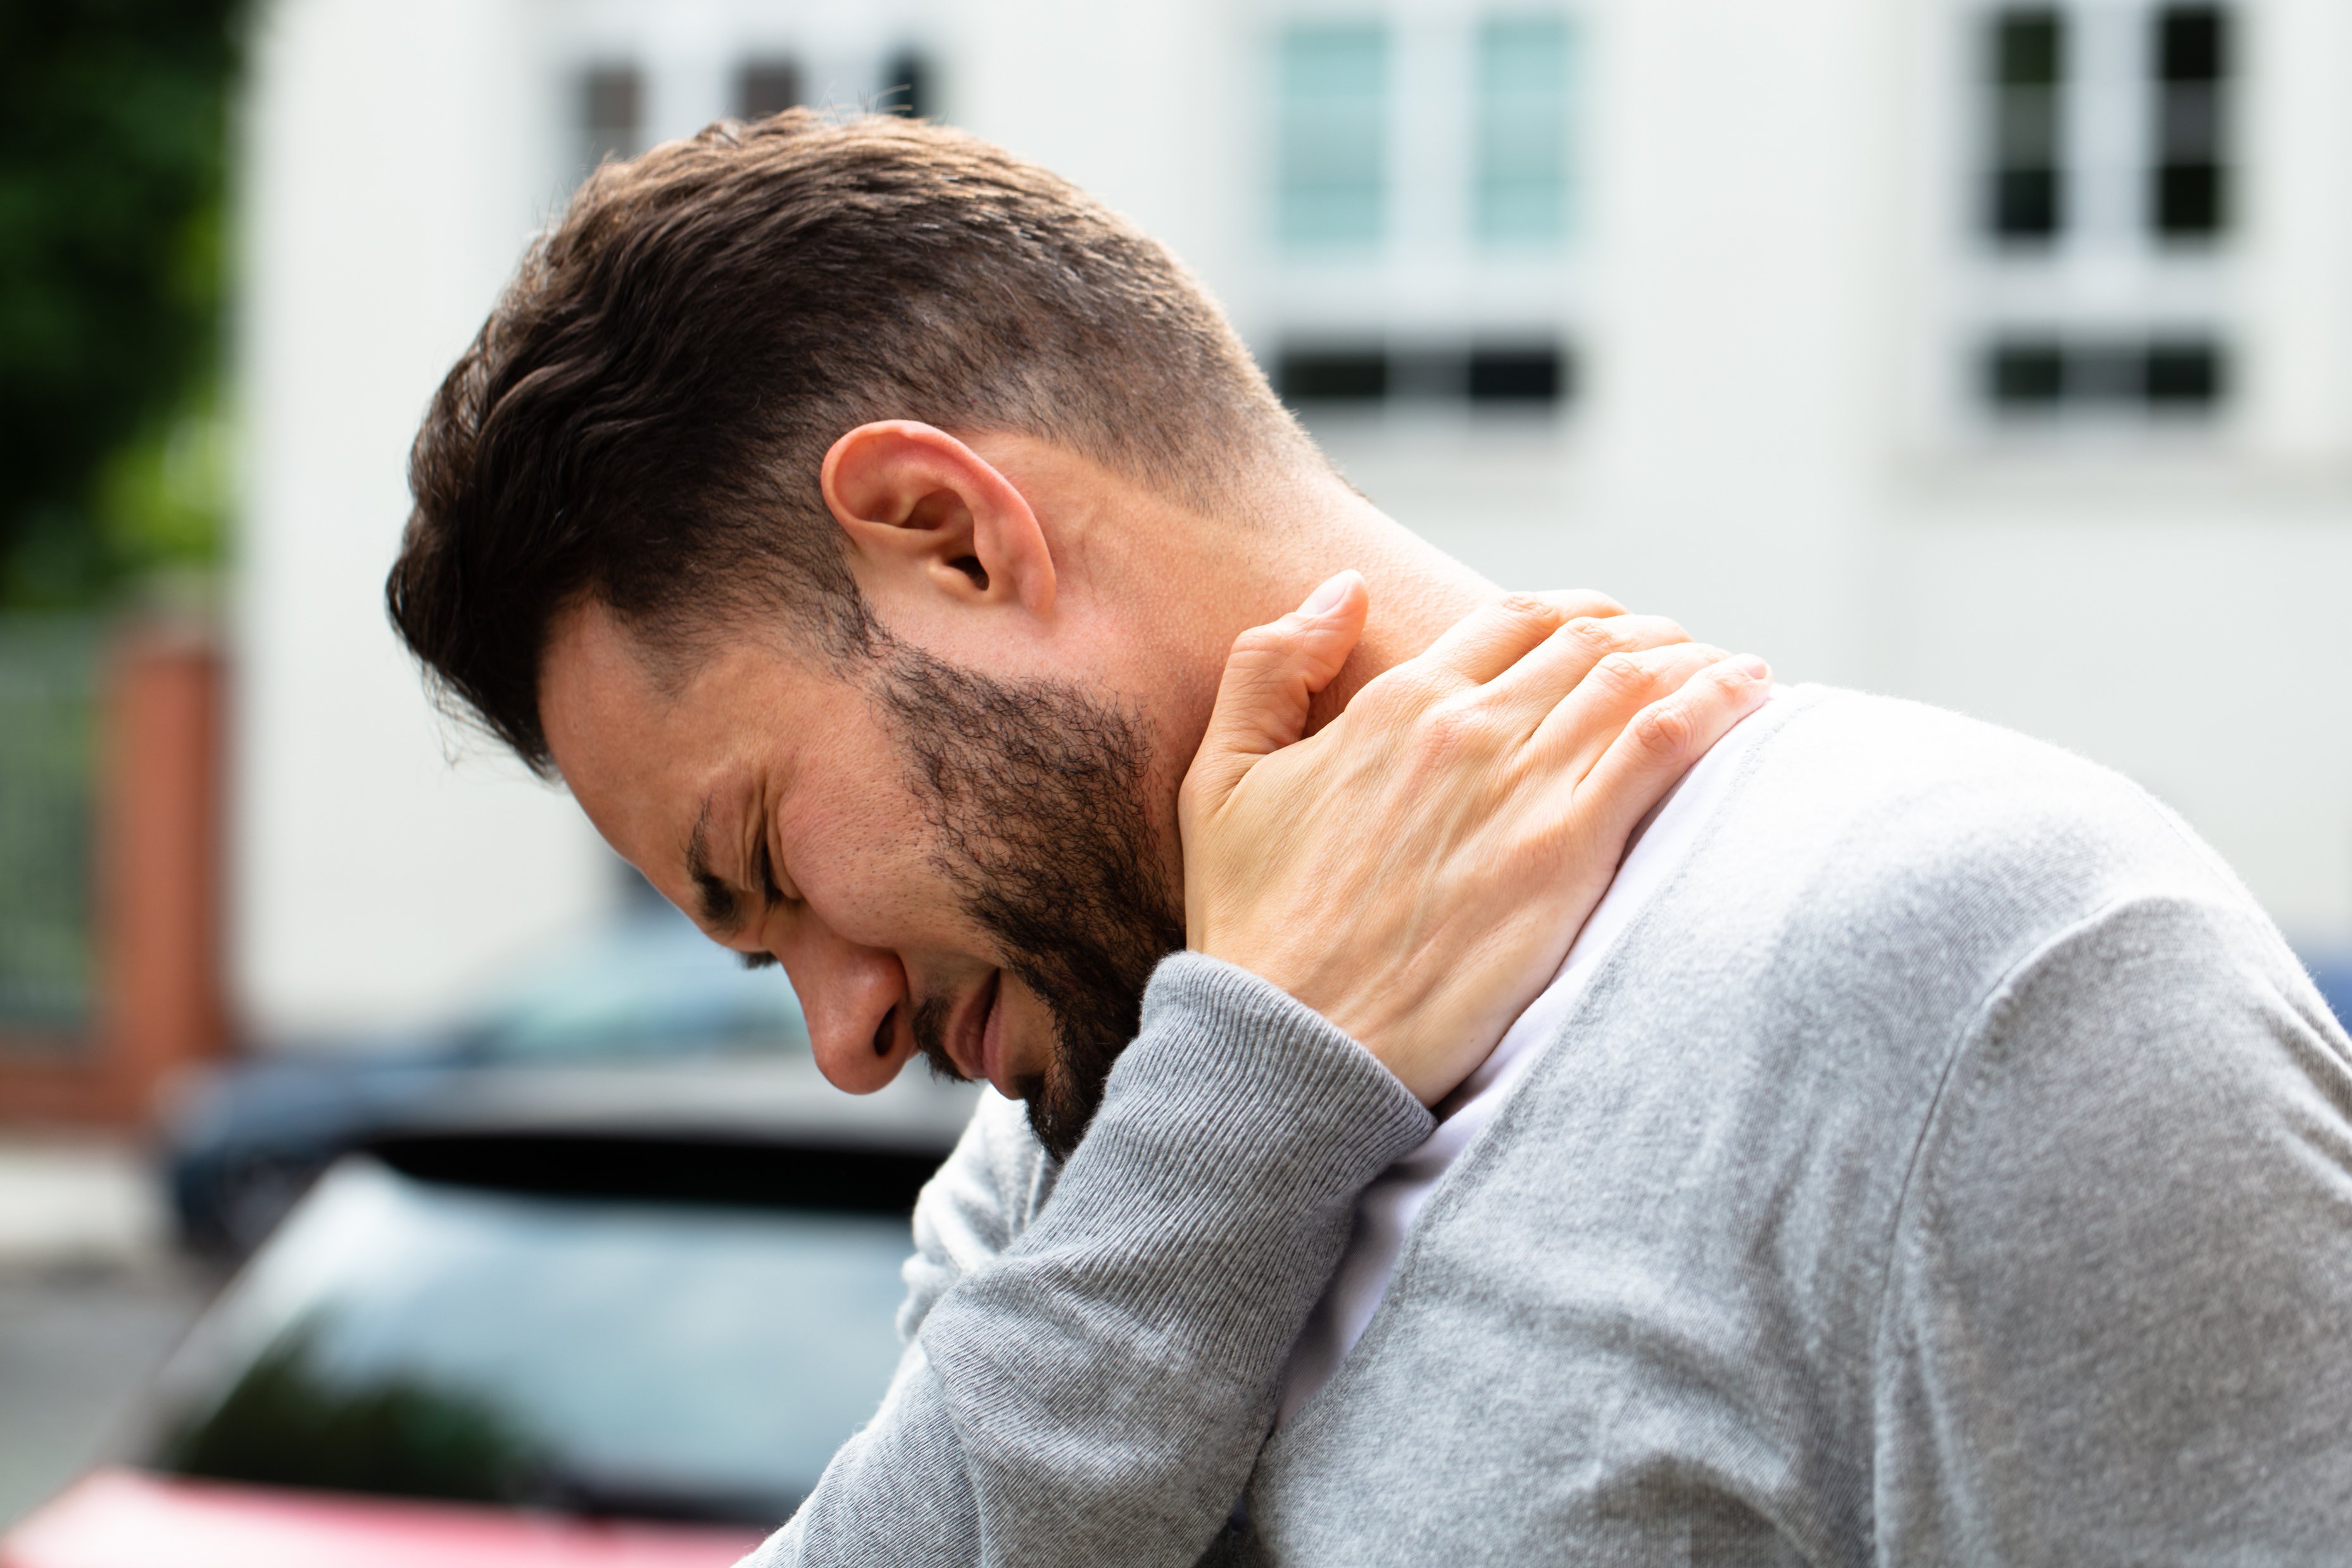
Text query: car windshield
143 1155 910 1525
463 909 809 1063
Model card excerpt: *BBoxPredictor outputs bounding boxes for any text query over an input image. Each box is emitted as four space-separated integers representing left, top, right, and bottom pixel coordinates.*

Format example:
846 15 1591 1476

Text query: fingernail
1301 572 1352 617
1735 655 1770 681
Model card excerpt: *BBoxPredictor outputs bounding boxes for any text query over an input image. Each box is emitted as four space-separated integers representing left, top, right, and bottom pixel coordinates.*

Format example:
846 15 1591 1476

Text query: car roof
353 1055 981 1154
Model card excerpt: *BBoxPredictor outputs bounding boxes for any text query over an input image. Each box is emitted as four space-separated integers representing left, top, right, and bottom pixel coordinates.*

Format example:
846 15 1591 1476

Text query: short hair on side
387 110 1309 774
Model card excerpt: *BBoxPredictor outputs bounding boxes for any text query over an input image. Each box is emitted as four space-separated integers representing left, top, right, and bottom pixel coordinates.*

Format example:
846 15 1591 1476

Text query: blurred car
165 904 821 1258
2310 956 2352 1038
4 1071 976 1567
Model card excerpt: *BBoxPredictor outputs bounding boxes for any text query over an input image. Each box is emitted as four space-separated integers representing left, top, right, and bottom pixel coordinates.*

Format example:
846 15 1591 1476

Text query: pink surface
1 1469 769 1568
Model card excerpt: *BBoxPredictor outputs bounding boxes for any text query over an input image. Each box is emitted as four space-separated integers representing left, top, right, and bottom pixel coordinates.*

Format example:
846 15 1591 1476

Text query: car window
145 1158 907 1524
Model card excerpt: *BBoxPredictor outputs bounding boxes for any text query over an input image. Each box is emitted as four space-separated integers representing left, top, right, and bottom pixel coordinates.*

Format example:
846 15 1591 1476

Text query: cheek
787 777 975 951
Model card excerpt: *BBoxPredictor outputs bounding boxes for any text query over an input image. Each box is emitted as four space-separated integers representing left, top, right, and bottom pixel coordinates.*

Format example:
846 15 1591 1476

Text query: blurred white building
235 0 2352 1042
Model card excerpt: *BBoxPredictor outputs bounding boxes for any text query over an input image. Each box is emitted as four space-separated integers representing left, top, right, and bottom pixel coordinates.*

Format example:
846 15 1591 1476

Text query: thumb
1184 571 1369 815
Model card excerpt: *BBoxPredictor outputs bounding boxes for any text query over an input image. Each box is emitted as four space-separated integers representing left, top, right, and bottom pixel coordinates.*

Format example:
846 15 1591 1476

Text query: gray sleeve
739 953 1436 1568
896 1089 1052 1346
1875 895 2352 1564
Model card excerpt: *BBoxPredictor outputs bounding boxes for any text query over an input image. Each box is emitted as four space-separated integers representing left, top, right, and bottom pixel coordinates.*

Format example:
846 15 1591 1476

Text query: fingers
1487 613 1693 729
1525 589 1627 622
1182 571 1370 817
1527 641 1732 777
1572 655 1772 846
1411 594 1578 687
1395 589 1631 696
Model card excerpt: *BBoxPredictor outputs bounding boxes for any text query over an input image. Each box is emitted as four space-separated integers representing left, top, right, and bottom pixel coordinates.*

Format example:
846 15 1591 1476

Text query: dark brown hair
387 111 1303 772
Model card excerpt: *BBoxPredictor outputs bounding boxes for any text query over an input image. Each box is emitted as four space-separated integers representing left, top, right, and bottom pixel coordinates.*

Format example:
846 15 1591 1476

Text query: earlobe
820 421 1057 618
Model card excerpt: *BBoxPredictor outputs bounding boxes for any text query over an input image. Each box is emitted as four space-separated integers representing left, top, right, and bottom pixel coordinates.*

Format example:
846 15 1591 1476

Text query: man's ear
819 421 1057 618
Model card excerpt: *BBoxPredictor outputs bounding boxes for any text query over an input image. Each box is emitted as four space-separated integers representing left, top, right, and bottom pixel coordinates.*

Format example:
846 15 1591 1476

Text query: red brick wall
0 625 227 1126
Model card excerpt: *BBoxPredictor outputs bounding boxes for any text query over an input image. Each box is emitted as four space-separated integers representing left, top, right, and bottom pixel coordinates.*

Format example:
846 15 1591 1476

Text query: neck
1280 480 1499 732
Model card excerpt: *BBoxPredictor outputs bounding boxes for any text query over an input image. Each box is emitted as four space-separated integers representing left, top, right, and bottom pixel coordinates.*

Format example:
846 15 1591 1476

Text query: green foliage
0 0 242 607
160 1318 548 1507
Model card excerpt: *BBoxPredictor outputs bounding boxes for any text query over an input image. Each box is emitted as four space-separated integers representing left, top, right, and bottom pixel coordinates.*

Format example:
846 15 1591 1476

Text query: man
387 113 2352 1564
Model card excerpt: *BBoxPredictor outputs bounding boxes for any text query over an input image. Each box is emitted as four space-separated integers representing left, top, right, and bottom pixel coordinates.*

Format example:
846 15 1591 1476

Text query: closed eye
739 950 778 971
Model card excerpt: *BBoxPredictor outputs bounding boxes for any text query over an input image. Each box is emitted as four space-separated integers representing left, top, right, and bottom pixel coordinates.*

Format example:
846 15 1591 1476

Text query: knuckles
1413 692 1506 763
1588 649 1654 696
1488 593 1565 637
1561 616 1619 656
1628 696 1697 755
1355 665 1447 726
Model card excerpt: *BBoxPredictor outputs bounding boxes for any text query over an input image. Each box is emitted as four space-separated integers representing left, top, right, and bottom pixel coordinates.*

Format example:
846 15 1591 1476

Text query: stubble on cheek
871 640 1185 1160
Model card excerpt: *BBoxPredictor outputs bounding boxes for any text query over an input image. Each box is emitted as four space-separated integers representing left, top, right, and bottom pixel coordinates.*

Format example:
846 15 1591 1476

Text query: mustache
907 982 1048 1107
909 991 960 1083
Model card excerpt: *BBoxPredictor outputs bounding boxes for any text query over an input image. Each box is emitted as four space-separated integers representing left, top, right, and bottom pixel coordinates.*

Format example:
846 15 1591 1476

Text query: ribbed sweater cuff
1118 950 1435 1196
1016 953 1433 1365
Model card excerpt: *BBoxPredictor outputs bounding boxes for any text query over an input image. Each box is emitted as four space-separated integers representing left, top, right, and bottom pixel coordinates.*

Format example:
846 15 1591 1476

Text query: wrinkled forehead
537 601 701 846
536 596 898 871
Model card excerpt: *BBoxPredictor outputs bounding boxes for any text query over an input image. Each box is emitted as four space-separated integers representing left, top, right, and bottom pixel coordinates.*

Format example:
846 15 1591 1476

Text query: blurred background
3 0 2350 1556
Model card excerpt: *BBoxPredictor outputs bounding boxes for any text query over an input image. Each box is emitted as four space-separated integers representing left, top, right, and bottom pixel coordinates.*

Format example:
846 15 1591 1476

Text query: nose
769 918 918 1093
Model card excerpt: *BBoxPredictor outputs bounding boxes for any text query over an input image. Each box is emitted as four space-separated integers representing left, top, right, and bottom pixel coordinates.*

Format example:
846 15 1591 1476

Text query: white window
1264 8 1581 423
1474 15 1574 248
1276 22 1390 249
1958 1 2237 425
552 4 942 199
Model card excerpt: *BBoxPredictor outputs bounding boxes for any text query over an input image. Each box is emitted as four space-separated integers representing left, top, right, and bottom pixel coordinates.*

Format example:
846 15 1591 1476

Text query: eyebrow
684 796 747 936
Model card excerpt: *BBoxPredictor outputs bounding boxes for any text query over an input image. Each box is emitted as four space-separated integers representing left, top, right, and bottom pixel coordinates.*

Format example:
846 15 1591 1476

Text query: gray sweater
745 687 2352 1566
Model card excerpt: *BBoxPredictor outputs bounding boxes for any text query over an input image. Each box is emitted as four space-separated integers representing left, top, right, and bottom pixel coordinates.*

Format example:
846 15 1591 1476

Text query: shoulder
1726 686 2257 971
1628 686 2295 1136
897 1090 1054 1341
1873 894 2352 1536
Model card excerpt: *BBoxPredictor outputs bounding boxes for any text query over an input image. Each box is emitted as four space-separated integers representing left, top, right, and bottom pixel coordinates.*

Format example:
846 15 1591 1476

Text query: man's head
388 112 1353 1155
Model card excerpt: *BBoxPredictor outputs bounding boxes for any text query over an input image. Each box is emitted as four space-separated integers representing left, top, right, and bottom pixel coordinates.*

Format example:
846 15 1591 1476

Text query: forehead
538 603 800 856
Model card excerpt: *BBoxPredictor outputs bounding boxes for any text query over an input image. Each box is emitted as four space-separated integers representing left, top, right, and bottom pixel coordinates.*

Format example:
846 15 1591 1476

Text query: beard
873 641 1186 1161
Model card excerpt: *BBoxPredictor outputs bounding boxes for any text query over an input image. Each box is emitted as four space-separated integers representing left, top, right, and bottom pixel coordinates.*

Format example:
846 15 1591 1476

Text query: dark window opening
1468 346 1568 404
1985 8 2067 244
1277 341 1572 411
877 50 933 119
2145 338 2226 405
2150 6 2232 240
736 59 802 122
578 64 643 174
1279 348 1389 404
2158 5 2229 82
1981 334 2229 417
1986 341 2068 408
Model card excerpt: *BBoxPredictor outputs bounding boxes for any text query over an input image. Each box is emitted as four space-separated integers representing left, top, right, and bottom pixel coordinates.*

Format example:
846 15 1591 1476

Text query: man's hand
1181 572 1770 1105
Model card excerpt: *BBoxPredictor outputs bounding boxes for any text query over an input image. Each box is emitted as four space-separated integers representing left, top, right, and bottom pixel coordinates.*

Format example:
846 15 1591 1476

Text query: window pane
2145 338 2227 408
1996 11 2063 85
1981 334 2229 417
1278 346 1390 403
1983 9 2066 244
1474 15 1573 246
1984 338 2068 410
877 49 933 120
579 64 643 177
1467 343 1568 405
2158 6 2228 81
736 60 801 122
0 618 98 1032
1277 23 1388 248
2149 6 2231 239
